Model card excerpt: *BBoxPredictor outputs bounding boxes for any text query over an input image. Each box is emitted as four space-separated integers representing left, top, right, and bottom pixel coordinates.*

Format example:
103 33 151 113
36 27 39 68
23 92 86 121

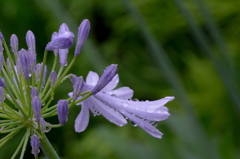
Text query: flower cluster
0 19 174 158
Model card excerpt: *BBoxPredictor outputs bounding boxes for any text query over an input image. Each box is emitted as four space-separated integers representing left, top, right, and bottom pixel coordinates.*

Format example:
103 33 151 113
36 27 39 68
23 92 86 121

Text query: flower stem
39 134 60 159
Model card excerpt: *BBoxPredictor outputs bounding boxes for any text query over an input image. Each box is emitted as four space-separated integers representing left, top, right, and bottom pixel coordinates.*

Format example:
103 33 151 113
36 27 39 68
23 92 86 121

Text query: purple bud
30 134 40 157
39 117 46 132
46 23 74 50
74 19 90 56
0 32 3 39
0 78 5 88
34 63 47 88
72 76 84 100
92 64 118 94
26 31 36 53
0 87 4 103
28 49 36 71
32 96 41 122
10 34 18 54
58 49 68 66
18 49 31 79
50 71 57 87
31 87 38 98
57 100 69 125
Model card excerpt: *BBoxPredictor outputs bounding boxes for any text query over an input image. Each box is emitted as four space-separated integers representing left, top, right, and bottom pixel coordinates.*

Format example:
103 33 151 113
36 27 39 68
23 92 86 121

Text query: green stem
40 134 60 159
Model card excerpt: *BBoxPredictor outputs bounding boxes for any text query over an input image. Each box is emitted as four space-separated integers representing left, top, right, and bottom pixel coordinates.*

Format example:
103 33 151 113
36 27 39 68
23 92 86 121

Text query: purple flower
10 34 18 54
32 96 41 122
30 134 40 157
91 64 118 94
26 30 36 54
46 23 74 50
57 100 69 125
69 70 174 138
74 19 90 56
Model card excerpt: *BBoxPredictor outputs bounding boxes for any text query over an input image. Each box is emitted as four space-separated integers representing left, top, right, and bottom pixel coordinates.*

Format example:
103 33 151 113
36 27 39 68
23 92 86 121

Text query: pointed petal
103 74 119 91
124 111 163 138
75 105 90 132
86 71 99 86
108 87 133 99
95 94 173 121
85 96 127 126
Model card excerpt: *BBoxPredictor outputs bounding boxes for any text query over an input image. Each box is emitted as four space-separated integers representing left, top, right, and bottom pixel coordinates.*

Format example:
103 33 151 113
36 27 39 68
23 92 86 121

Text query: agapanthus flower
70 66 174 138
0 19 174 158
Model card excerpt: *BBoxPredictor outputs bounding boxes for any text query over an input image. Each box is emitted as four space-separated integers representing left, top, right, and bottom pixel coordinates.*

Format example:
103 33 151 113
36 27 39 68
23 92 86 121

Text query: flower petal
124 111 163 138
75 105 90 132
108 87 133 99
95 94 173 121
86 71 99 86
103 74 119 91
84 96 128 126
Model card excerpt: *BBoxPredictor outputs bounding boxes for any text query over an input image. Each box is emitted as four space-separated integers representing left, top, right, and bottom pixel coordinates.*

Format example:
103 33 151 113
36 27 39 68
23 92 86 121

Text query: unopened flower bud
30 134 40 157
32 96 41 122
0 78 5 88
74 19 90 56
31 87 38 98
26 30 36 53
10 34 18 54
57 100 69 125
50 71 57 87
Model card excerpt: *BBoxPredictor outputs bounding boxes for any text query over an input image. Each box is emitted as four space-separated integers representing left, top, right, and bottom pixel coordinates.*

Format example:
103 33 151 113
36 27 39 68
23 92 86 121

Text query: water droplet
111 94 117 97
121 102 128 107
131 121 138 127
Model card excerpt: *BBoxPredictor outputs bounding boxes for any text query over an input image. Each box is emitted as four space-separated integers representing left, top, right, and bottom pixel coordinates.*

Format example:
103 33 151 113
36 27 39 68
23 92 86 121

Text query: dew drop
131 121 138 127
121 102 128 107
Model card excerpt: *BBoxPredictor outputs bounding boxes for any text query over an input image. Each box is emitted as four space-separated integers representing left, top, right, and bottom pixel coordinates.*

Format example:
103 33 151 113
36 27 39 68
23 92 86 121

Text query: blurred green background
0 0 240 158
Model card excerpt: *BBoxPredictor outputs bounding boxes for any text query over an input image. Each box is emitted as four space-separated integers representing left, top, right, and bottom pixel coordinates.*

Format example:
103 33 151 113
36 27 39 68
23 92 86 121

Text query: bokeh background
0 0 240 158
